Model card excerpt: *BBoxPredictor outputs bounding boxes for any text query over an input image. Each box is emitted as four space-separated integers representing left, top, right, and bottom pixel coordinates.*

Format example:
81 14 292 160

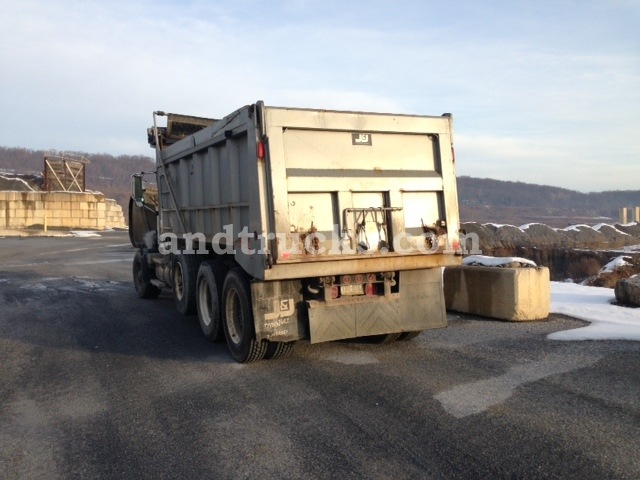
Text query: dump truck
129 101 462 363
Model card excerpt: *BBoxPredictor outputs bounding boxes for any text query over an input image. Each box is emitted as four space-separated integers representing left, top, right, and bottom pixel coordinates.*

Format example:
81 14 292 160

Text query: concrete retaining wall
444 265 550 321
0 191 126 230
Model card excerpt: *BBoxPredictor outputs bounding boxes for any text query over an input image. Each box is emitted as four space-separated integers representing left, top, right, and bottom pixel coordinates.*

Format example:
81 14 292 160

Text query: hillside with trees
1 146 638 227
458 176 640 227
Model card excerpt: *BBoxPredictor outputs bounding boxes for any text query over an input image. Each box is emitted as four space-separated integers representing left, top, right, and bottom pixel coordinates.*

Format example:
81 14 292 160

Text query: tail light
365 283 376 296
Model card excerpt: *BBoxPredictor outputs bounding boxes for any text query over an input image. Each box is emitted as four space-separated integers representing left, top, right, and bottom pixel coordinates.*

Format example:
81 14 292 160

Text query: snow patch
0 174 35 191
21 283 48 291
519 223 544 231
549 282 640 341
561 224 594 232
463 255 537 268
486 223 518 229
592 223 630 235
73 278 101 289
599 256 632 273
70 230 101 238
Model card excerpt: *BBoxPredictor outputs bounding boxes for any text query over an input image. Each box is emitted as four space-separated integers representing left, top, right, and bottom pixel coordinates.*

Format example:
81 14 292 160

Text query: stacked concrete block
0 191 127 230
444 265 550 321
105 199 127 229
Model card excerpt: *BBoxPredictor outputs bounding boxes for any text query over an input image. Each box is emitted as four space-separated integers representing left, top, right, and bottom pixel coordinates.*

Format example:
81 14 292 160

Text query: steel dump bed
154 101 462 280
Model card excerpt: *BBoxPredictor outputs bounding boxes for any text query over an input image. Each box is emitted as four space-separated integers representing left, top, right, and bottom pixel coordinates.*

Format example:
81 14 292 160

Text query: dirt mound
0 173 44 191
461 221 640 283
463 221 640 251
595 224 638 247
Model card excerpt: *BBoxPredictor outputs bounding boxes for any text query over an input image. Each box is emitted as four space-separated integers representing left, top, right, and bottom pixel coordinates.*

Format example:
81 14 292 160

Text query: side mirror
131 174 144 207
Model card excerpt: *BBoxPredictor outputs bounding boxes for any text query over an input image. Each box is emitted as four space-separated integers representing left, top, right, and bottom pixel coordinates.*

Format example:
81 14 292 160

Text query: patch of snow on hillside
562 224 593 232
592 223 630 235
486 223 517 229
600 256 632 273
0 174 35 191
519 223 543 231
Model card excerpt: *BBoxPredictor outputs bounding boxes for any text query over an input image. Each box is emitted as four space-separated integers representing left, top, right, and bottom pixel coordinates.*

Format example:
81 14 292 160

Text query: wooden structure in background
44 151 89 192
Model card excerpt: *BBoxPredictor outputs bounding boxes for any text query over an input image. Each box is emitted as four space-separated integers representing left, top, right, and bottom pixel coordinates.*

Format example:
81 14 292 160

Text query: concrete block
50 193 68 202
444 265 550 321
80 219 95 228
71 210 82 219
59 218 74 228
615 276 640 307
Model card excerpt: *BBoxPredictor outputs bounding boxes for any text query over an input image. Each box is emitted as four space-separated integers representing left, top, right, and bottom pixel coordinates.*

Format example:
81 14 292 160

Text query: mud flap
308 296 401 343
308 268 446 344
251 280 307 342
398 268 447 331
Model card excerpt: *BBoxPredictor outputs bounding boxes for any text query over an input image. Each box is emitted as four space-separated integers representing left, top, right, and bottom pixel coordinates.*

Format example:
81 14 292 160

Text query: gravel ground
1 232 639 479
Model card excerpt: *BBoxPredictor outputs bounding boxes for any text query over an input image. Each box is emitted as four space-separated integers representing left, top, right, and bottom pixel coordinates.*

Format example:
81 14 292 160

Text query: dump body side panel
155 105 269 278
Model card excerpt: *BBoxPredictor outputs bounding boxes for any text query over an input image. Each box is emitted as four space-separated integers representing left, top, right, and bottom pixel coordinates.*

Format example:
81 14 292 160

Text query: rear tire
133 251 161 299
196 261 227 342
367 333 401 343
264 341 294 360
222 268 267 363
173 254 200 315
398 331 422 341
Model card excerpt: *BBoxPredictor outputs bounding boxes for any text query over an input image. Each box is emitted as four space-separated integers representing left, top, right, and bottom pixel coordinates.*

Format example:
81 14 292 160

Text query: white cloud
0 0 638 191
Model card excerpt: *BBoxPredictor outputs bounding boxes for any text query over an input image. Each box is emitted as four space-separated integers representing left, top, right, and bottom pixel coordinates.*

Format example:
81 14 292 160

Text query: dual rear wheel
196 263 294 363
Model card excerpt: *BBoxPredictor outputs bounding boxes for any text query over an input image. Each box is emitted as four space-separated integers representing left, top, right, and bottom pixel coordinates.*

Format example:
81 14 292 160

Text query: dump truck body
130 101 462 361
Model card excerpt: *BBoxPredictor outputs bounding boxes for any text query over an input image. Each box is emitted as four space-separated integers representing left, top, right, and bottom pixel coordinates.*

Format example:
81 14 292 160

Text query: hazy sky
1 0 638 192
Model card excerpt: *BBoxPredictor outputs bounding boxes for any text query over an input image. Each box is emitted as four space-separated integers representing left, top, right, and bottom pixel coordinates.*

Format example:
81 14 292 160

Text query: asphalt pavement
1 231 639 479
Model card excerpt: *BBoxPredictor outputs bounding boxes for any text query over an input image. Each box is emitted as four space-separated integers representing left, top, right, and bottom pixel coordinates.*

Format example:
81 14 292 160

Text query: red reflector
355 274 363 284
366 273 376 282
331 286 340 299
257 141 265 159
342 275 351 285
365 283 376 296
